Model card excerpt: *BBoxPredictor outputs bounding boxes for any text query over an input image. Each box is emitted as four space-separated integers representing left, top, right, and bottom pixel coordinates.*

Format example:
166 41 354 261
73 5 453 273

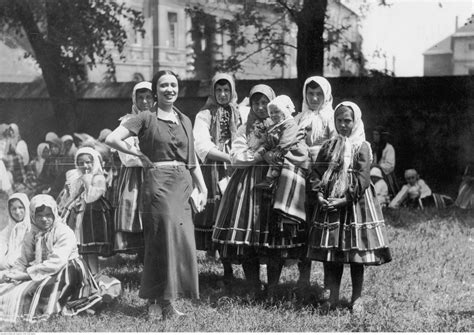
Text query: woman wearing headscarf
371 125 399 197
6 124 29 165
193 73 242 283
307 102 391 313
213 84 279 297
293 76 337 290
0 194 102 323
0 193 30 272
58 147 114 275
60 134 78 158
114 81 153 256
36 138 70 198
3 124 28 190
0 124 12 193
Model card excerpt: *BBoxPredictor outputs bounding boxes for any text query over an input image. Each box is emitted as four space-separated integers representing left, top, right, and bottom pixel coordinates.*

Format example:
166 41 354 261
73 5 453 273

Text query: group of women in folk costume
211 75 391 310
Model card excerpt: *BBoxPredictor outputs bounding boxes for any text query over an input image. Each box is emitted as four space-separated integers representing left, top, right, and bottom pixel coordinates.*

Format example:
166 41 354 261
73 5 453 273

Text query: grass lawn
0 189 472 332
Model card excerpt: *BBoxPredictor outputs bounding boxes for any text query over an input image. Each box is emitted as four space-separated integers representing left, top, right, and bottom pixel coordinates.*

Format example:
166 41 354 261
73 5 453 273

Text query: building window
168 12 178 48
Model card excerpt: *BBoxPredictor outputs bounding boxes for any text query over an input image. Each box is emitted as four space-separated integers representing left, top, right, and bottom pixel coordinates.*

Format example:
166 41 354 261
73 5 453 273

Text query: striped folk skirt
307 185 392 265
114 166 145 253
213 162 306 260
67 197 115 257
0 257 102 323
194 160 228 251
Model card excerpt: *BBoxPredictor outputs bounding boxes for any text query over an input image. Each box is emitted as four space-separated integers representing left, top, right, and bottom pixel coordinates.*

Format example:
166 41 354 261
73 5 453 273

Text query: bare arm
189 154 208 208
206 148 231 164
105 126 152 167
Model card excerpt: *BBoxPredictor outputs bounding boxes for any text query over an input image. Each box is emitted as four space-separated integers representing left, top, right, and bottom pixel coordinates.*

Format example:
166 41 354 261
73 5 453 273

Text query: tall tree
187 0 388 86
0 0 145 133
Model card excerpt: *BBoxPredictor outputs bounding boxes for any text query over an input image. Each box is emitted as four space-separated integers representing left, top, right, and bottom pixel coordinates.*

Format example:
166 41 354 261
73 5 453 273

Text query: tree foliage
186 0 390 81
0 0 145 132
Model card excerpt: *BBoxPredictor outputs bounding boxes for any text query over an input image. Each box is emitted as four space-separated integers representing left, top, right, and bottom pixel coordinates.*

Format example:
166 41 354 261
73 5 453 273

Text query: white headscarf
35 142 49 176
321 101 370 198
131 81 153 114
119 81 153 124
74 146 104 176
45 132 60 143
3 193 31 268
268 95 295 120
61 134 78 157
295 76 335 146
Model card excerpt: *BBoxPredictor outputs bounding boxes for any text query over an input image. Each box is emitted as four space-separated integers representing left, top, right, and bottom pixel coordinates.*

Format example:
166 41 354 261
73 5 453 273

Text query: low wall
0 76 472 196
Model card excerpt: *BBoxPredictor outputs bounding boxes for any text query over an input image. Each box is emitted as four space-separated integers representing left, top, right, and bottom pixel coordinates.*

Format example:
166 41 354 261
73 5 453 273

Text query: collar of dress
156 108 179 124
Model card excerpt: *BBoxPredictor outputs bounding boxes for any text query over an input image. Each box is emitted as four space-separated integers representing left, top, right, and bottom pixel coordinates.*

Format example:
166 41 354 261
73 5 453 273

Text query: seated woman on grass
0 193 31 273
0 194 102 323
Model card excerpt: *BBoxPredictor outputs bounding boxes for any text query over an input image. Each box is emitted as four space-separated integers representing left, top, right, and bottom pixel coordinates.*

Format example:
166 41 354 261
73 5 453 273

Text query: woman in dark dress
106 70 207 319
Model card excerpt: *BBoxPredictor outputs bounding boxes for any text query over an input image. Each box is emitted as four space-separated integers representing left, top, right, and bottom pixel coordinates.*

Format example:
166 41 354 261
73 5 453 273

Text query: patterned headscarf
296 76 334 144
245 84 276 136
201 73 241 146
321 101 370 198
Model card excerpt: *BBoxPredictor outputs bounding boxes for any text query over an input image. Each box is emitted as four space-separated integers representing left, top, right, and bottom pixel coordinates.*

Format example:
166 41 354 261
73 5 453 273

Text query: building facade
423 15 474 76
0 0 362 83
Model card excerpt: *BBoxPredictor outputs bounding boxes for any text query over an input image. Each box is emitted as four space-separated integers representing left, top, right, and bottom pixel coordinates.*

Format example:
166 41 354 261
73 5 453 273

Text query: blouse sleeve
0 224 13 270
12 231 35 273
418 179 432 198
83 174 106 203
122 112 147 136
346 141 371 202
389 185 409 208
16 140 30 165
193 110 217 163
26 225 76 281
380 143 395 174
230 125 260 167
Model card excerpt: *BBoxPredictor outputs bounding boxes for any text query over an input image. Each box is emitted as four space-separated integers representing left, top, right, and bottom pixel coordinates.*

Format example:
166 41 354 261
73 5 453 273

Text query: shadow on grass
196 270 339 312
383 206 474 228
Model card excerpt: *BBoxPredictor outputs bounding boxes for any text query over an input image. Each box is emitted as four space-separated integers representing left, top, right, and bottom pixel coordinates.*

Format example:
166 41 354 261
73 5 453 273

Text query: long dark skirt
67 197 115 257
114 166 145 253
139 165 199 301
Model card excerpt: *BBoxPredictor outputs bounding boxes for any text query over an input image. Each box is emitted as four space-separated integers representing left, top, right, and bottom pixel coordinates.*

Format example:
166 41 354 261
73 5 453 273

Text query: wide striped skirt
307 185 392 265
114 166 144 253
194 160 228 251
0 257 102 323
213 162 306 260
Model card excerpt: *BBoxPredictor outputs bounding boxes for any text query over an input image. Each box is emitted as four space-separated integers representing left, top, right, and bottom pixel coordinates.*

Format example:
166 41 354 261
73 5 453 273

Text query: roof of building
424 15 474 55
423 35 453 55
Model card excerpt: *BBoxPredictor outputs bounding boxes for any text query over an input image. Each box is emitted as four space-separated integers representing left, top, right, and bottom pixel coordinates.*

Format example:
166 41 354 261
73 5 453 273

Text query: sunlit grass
0 190 472 332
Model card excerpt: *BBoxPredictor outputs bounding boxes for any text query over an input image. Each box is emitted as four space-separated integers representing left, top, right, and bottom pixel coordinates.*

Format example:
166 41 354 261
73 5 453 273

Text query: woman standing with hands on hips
106 70 207 319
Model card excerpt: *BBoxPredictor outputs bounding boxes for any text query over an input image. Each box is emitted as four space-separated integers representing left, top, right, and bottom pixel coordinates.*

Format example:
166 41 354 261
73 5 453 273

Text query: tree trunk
16 1 77 134
295 0 327 88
